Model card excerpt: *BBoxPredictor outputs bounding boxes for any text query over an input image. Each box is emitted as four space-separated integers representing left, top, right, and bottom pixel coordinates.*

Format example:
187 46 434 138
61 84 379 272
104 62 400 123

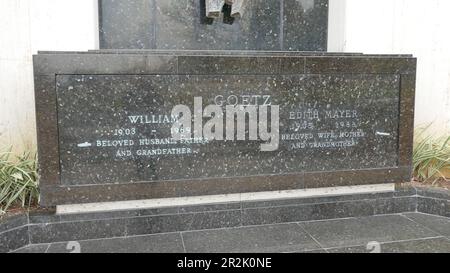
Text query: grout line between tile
180 232 187 253
44 244 51 253
405 211 450 220
324 236 446 252
296 222 328 253
400 213 446 238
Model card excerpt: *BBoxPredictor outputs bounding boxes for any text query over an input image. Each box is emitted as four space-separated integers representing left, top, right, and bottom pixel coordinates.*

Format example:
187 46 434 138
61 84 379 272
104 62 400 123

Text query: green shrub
413 126 450 182
0 150 39 215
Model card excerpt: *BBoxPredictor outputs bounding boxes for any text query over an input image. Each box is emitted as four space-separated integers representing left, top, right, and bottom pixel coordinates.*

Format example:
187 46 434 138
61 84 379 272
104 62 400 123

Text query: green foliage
413 126 450 182
0 150 39 215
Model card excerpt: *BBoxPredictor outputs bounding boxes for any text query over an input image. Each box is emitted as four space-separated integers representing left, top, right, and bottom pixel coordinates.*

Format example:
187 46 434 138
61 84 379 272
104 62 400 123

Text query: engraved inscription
56 74 400 185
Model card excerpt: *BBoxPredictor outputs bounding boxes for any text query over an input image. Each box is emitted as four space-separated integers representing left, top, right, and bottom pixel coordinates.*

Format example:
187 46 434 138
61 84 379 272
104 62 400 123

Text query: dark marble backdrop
99 0 329 51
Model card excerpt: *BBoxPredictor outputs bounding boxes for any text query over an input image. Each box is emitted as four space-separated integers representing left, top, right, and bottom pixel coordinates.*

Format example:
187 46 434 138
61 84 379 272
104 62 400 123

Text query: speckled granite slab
33 51 416 206
1 185 448 253
98 0 329 51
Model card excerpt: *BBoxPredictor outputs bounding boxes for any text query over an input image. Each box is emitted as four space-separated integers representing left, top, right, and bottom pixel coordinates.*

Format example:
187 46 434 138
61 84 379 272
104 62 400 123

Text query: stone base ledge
1 184 448 253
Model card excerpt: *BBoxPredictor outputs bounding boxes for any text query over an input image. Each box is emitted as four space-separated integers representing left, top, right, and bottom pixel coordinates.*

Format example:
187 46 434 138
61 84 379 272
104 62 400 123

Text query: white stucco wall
0 0 449 154
329 0 450 136
0 0 98 154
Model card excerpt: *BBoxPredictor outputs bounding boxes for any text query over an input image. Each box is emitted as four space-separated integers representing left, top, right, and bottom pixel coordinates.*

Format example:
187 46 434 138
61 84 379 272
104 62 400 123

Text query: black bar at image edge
5 253 445 272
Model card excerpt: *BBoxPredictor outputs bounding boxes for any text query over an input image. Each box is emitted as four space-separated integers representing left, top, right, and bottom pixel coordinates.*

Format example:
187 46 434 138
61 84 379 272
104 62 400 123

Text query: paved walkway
12 213 450 253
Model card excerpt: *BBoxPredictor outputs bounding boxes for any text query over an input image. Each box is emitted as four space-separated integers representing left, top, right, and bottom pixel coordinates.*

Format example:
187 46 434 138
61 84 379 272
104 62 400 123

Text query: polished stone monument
0 0 426 254
32 0 417 207
33 51 416 206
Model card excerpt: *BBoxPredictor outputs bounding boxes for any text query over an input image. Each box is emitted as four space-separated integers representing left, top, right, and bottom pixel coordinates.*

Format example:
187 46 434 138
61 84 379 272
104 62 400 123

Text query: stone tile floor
11 213 450 253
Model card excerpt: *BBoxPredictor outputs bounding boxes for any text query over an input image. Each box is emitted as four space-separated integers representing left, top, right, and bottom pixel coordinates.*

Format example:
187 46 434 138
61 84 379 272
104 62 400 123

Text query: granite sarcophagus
33 51 416 206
